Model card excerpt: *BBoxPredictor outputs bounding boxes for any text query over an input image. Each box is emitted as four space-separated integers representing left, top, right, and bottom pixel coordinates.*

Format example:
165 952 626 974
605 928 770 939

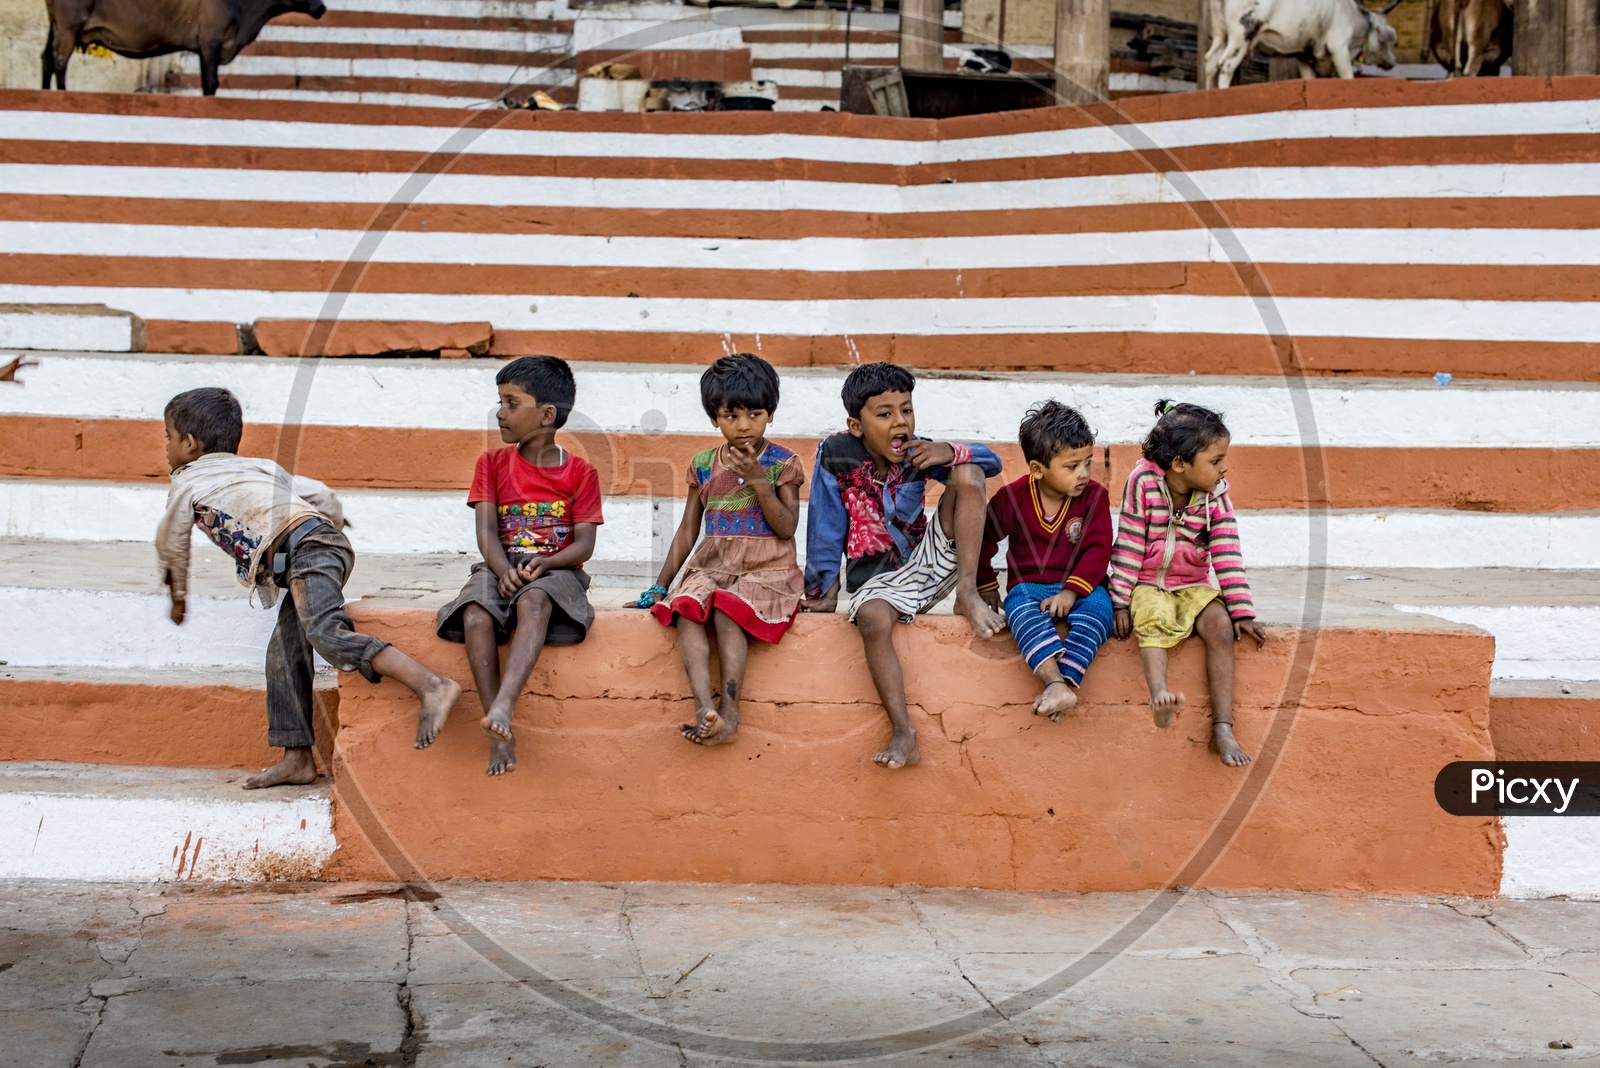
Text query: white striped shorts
846 509 959 624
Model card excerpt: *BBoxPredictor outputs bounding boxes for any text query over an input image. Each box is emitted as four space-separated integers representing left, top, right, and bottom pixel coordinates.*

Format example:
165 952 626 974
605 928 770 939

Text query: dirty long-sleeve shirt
157 452 345 608
803 433 1002 598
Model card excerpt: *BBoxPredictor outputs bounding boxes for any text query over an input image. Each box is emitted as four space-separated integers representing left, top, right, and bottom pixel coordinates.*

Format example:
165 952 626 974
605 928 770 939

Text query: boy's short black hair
496 355 576 429
164 387 243 454
841 362 916 419
1142 399 1230 469
700 353 780 419
1018 400 1095 466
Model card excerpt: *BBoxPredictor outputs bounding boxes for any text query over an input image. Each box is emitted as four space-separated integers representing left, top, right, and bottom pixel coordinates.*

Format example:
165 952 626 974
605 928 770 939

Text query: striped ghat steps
4 80 1600 380
163 0 580 108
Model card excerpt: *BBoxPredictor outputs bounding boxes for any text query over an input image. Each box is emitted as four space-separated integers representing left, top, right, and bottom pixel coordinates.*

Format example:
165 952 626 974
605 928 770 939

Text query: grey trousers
265 523 390 749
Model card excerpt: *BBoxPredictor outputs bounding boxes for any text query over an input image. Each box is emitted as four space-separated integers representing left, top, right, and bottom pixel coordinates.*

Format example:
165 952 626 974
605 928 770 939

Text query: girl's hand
1042 590 1078 619
1113 607 1132 641
1235 619 1267 649
980 587 1002 613
800 593 838 614
726 441 766 484
905 440 955 471
496 567 527 599
634 584 667 609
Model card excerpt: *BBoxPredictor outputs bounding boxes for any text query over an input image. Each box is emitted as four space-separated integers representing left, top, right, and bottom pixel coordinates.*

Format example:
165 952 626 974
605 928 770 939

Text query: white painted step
1397 605 1600 681
255 26 572 50
174 53 570 84
0 305 142 353
5 354 1596 449
0 761 336 882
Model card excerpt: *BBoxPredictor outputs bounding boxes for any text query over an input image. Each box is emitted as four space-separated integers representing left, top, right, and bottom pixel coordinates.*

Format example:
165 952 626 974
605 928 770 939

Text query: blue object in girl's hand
634 584 668 608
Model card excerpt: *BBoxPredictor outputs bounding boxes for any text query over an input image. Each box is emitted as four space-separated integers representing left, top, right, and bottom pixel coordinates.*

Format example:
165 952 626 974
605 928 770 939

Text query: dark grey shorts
435 560 594 646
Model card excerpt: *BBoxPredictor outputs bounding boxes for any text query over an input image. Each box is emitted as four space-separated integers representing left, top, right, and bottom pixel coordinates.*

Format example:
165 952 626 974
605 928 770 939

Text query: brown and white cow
1425 0 1514 77
43 0 327 96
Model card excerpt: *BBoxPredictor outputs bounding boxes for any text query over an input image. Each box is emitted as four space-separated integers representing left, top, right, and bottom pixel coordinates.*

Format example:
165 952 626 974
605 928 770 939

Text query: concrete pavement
4 879 1600 1067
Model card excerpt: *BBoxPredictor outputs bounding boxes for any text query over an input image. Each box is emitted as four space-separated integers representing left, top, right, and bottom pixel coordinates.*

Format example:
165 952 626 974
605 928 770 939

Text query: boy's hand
496 567 527 599
1235 619 1267 649
1113 607 1132 641
1041 590 1078 619
905 440 955 471
169 596 186 626
725 440 766 484
800 593 838 614
979 586 1002 613
518 559 550 585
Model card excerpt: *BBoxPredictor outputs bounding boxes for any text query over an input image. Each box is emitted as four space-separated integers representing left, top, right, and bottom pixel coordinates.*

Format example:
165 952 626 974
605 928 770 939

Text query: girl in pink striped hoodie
1109 401 1267 767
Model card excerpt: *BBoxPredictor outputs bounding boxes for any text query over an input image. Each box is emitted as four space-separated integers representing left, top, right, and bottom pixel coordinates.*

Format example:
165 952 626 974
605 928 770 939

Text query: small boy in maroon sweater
978 401 1115 719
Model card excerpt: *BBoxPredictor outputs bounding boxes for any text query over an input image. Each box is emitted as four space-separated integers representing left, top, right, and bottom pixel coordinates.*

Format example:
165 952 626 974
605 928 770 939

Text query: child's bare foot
1034 680 1077 722
955 589 1007 639
242 747 318 790
1212 723 1252 767
682 707 739 745
1150 689 1184 729
479 704 513 742
486 733 517 776
872 729 921 770
414 675 463 749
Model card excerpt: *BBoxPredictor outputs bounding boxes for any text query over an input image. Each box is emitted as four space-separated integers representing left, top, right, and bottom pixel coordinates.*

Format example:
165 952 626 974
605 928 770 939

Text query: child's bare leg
480 590 553 775
856 598 920 769
1195 600 1250 767
675 614 719 741
1032 657 1078 721
366 645 462 751
460 605 503 716
939 463 1006 639
1140 645 1184 728
687 610 747 745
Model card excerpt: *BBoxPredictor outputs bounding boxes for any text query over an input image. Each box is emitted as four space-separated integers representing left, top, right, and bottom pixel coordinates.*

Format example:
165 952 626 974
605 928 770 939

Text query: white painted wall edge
1501 818 1600 900
0 780 335 881
0 309 138 353
5 353 1593 447
1395 606 1600 682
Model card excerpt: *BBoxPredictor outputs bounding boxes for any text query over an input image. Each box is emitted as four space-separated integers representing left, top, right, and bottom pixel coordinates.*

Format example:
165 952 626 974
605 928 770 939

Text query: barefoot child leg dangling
976 402 1115 721
634 354 805 746
433 357 604 776
1108 400 1268 767
158 388 461 789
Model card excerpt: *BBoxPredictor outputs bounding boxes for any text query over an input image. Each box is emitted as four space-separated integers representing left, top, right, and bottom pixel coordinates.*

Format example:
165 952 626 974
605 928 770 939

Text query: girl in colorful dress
1109 400 1267 767
634 353 804 747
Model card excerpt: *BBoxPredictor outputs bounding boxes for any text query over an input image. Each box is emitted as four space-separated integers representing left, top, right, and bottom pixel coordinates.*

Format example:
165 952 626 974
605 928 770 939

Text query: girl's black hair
1141 399 1230 469
1018 400 1094 466
164 387 243 454
700 353 780 419
496 355 576 429
841 362 916 419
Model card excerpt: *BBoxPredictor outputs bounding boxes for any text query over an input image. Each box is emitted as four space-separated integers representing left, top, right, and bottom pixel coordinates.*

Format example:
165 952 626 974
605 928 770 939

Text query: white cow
1204 0 1401 89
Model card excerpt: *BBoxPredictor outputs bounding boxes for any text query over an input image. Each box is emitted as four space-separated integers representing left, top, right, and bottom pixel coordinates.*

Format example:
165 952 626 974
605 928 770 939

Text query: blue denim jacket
803 432 1002 598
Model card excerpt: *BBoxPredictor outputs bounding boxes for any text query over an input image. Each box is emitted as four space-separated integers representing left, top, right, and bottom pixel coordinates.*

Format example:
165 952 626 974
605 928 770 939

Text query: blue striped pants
1003 582 1114 685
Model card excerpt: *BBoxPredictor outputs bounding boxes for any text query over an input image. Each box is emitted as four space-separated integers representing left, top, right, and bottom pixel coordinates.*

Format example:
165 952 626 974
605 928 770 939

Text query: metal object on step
720 80 780 110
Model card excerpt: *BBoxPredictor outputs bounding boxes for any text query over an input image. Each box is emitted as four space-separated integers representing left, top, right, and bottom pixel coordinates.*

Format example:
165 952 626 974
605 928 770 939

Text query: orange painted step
326 607 1500 894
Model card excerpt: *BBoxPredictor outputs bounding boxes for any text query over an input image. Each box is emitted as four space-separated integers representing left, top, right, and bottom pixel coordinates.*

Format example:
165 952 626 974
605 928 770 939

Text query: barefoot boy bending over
977 401 1115 722
434 356 604 776
158 387 461 789
802 363 1005 769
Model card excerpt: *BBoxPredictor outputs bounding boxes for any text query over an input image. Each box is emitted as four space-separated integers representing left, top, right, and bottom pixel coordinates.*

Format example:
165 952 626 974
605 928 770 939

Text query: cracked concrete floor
3 880 1600 1068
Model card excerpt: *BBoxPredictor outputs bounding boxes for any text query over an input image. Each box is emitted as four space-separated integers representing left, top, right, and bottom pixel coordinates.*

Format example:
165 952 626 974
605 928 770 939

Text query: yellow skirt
1130 584 1222 649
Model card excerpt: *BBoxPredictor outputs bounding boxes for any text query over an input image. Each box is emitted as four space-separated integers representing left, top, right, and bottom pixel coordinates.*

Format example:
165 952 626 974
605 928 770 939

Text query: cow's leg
1215 31 1253 89
1297 58 1316 79
40 25 56 89
199 39 223 96
1327 43 1356 79
45 23 76 90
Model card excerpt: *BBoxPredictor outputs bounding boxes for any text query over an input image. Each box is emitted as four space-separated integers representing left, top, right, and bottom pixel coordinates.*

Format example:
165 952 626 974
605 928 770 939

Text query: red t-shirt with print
468 446 604 558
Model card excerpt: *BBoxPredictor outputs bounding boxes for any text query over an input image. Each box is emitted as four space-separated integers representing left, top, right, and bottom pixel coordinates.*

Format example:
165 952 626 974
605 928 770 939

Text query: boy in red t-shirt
434 356 604 776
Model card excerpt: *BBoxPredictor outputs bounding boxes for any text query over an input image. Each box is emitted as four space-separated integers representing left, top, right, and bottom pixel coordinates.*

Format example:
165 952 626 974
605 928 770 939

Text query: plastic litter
1434 372 1453 385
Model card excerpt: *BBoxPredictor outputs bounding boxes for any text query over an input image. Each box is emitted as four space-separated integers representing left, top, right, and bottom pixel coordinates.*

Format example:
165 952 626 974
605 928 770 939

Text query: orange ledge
1490 689 1600 762
326 608 1501 895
